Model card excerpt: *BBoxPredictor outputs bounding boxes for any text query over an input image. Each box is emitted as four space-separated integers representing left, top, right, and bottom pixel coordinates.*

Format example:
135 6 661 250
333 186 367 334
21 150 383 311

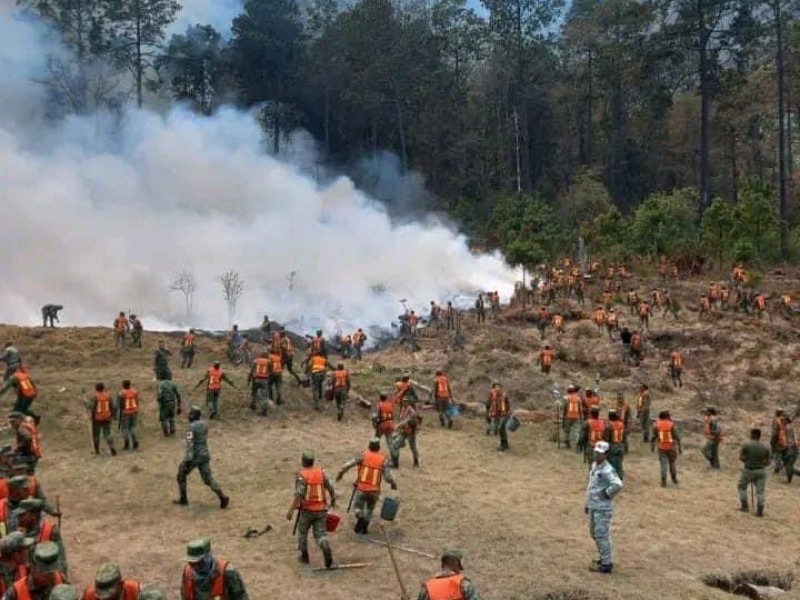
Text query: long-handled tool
312 562 371 572
346 485 356 514
292 510 300 536
362 538 435 558
380 523 410 600
749 482 755 514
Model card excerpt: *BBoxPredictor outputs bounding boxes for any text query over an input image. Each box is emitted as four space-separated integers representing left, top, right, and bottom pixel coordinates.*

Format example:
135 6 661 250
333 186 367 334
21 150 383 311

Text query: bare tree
169 271 197 319
287 270 297 292
217 270 244 323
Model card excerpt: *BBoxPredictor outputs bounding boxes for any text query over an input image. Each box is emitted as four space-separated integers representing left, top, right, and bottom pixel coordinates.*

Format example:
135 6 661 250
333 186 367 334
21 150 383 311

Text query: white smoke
0 5 516 336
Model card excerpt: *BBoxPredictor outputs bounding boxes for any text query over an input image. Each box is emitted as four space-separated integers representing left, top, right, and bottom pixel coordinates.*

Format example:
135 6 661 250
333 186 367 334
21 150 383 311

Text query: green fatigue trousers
206 390 221 418
589 509 614 567
738 468 766 508
159 403 176 436
13 397 37 421
702 440 720 469
180 349 195 369
782 448 798 481
670 367 682 388
251 380 269 415
436 399 452 428
563 419 580 449
155 368 172 382
268 374 283 406
353 490 380 522
92 420 115 453
296 510 330 554
608 444 625 479
659 449 678 484
390 430 419 466
177 458 223 498
310 372 325 409
334 389 348 421
494 416 509 450
639 410 651 442
120 414 139 448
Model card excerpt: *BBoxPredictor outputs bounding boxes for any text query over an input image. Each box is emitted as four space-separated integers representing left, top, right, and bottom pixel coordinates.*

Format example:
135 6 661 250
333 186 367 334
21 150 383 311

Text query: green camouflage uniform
337 451 395 525
157 381 182 436
11 501 68 577
293 469 335 558
390 403 420 468
605 420 627 479
2 542 65 600
701 416 722 469
586 459 623 569
182 558 249 600
0 377 38 420
177 419 226 503
738 440 770 511
154 348 172 381
417 571 483 600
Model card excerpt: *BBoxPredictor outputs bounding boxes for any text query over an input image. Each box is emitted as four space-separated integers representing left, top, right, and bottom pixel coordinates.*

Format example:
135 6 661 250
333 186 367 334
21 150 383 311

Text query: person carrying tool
279 331 302 384
373 393 396 448
157 379 182 437
390 395 421 469
562 385 583 450
180 329 196 369
335 438 397 535
487 382 511 452
417 550 483 600
432 371 454 429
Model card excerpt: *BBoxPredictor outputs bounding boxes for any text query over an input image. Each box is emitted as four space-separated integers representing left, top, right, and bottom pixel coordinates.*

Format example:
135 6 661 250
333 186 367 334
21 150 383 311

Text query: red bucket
325 512 341 532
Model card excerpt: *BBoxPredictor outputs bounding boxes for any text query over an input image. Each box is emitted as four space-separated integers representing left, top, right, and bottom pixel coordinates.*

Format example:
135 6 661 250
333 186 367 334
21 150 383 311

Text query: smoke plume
0 4 516 336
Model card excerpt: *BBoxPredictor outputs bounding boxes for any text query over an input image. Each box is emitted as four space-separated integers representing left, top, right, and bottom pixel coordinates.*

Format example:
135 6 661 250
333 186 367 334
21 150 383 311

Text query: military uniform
40 305 62 329
701 409 722 469
418 551 482 600
2 542 66 600
0 371 40 422
605 412 626 479
115 387 140 451
175 409 229 508
586 444 623 573
290 454 335 567
130 317 143 348
487 385 510 451
332 368 349 421
153 347 172 381
12 498 67 577
157 380 182 437
390 399 420 468
336 442 396 534
182 539 248 600
0 533 35 597
84 389 116 455
651 416 681 486
636 388 651 442
9 413 41 473
738 439 770 515
432 374 453 429
180 332 196 369
5 475 59 517
196 366 234 419
139 585 165 600
305 356 329 410
562 388 583 449
81 562 139 600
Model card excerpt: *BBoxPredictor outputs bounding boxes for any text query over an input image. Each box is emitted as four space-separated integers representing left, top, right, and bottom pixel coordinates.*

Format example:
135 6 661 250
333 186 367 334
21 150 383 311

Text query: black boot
413 458 419 468
740 499 749 512
173 492 188 506
322 544 333 569
123 441 130 451
361 519 370 534
661 477 667 488
392 457 399 469
354 519 363 534
133 440 139 450
219 494 230 509
299 550 310 564
756 505 764 517
93 444 100 455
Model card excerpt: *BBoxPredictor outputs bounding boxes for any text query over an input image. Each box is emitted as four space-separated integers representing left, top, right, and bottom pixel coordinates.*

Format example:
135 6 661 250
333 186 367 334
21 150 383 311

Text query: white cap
594 441 610 454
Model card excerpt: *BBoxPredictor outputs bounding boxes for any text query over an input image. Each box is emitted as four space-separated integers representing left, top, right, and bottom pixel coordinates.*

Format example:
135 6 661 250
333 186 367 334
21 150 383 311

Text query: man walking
173 406 230 509
195 362 235 419
585 441 623 574
157 379 182 437
153 341 172 381
701 407 722 469
85 383 117 456
738 428 770 516
651 410 681 487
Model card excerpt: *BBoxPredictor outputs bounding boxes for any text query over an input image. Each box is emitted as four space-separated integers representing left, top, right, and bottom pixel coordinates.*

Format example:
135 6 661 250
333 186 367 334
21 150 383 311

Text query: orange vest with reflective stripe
94 391 113 422
253 358 269 379
114 317 127 333
183 334 195 349
588 419 607 446
356 450 385 493
656 419 676 450
566 393 581 420
377 401 394 433
19 419 42 458
424 574 465 600
435 376 450 400
333 370 349 389
269 354 283 374
84 579 140 600
310 337 323 355
37 520 55 544
310 356 327 373
609 420 625 444
280 337 293 355
182 560 229 600
300 467 326 511
671 352 682 369
488 389 509 417
13 372 36 400
207 367 223 390
271 334 281 354
393 381 411 405
120 389 139 416
540 350 552 367
14 573 65 600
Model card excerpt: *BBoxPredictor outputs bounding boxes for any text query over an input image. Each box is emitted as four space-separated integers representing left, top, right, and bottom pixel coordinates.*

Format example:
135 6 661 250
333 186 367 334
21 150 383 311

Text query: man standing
390 395 421 469
444 301 456 331
157 379 182 437
116 381 139 451
266 350 284 407
85 383 116 456
180 330 196 369
475 294 486 324
738 428 771 516
352 329 367 362
0 368 40 423
80 562 140 600
113 312 128 347
487 382 511 452
669 349 683 388
562 385 583 450
286 451 336 568
153 341 172 382
195 362 235 419
40 305 62 328
585 441 623 574
129 315 143 348
701 407 722 469
336 438 397 535
417 550 483 600
605 411 626 478
651 410 681 487
332 364 350 421
174 406 230 509
432 371 453 429
181 539 248 600
636 384 651 442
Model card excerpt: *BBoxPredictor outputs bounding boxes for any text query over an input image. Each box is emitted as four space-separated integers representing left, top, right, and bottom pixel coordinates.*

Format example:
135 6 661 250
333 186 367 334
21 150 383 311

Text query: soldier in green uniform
130 315 143 348
154 341 172 382
81 563 141 600
47 584 78 600
181 539 249 600
157 379 182 437
701 406 722 469
13 498 67 576
2 542 65 600
0 532 35 594
173 407 230 509
335 438 397 534
417 550 483 600
389 395 420 469
738 428 771 516
285 451 336 568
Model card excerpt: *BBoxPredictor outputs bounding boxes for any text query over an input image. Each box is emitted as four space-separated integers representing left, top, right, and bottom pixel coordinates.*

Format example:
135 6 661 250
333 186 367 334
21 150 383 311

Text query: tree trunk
392 87 408 172
323 88 331 155
586 47 594 168
273 111 280 155
698 19 712 210
775 0 788 259
136 1 143 109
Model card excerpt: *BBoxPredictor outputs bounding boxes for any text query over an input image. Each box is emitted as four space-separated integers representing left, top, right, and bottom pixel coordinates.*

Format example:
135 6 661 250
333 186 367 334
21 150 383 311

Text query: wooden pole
380 523 410 600
362 537 435 559
311 562 371 572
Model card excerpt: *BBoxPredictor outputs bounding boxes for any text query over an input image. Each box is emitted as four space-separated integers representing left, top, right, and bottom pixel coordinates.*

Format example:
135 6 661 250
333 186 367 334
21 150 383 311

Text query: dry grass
5 272 800 599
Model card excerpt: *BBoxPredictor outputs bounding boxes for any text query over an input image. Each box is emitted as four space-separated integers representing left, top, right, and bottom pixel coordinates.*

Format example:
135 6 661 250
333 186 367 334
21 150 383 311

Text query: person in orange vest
605 410 626 478
593 306 606 335
698 295 711 320
738 428 771 516
81 562 139 600
613 392 631 452
562 384 583 450
754 291 768 319
627 288 639 316
389 394 421 469
538 345 553 375
0 368 40 424
266 350 284 407
247 353 271 415
85 383 117 456
195 361 235 419
585 441 623 575
582 389 600 421
285 451 336 569
8 413 41 474
636 384 651 442
279 331 302 384
536 306 550 340
352 328 367 362
417 550 482 600
336 438 397 534
270 332 281 356
372 393 395 448
15 498 67 576
1 473 58 518
0 532 35 597
181 539 248 600
651 410 682 487
579 407 607 464
308 330 328 358
180 329 196 369
770 408 786 474
552 313 564 338
3 542 66 600
720 285 731 310
113 312 128 347
701 407 722 469
432 371 454 429
629 330 643 366
669 349 683 388
638 301 650 330
605 309 618 340
490 291 501 319
303 355 333 410
115 381 139 451
487 382 511 452
339 335 353 359
332 364 350 421
602 289 612 312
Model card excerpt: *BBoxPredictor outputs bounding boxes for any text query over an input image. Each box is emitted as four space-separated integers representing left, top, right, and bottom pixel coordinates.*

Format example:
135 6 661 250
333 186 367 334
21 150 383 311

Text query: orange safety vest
587 419 607 446
271 333 281 354
13 372 37 400
424 573 465 600
656 419 676 451
207 367 223 390
299 467 326 511
310 337 324 355
13 573 65 600
18 419 42 458
671 352 682 369
182 560 229 600
489 389 509 417
377 400 395 433
333 369 349 389
609 420 625 444
607 313 618 326
435 376 451 400
399 405 419 435
776 419 787 449
94 391 113 422
704 417 722 441
637 391 649 411
252 358 269 379
540 350 553 367
114 317 127 333
310 356 327 373
280 337 293 356
594 309 605 325
639 303 649 317
269 354 283 374
393 381 411 405
183 334 195 349
120 389 139 416
37 520 55 543
757 295 766 310
565 393 582 420
354 331 366 345
631 334 642 351
553 315 563 329
356 450 385 493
